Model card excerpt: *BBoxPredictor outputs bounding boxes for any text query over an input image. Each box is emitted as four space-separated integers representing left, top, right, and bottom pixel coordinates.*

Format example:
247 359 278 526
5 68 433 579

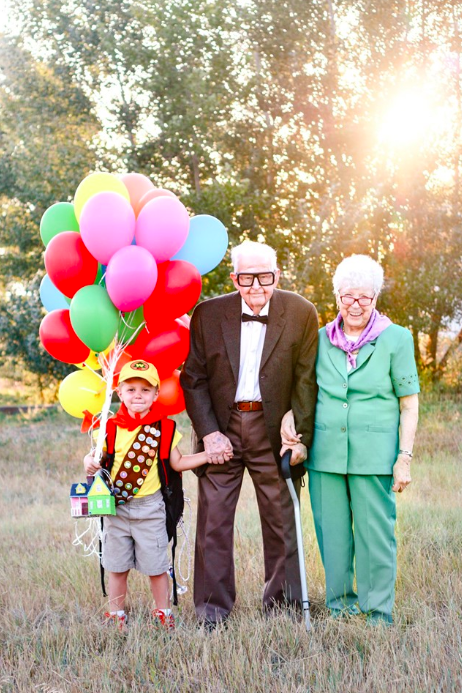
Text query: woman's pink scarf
325 309 392 368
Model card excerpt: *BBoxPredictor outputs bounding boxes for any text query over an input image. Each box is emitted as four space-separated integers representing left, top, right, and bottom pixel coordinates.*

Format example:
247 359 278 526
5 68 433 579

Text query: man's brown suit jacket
180 289 319 469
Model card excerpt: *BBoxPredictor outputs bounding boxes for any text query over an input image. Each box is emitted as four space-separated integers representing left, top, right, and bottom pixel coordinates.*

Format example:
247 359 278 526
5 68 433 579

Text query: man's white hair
231 240 277 272
333 254 384 295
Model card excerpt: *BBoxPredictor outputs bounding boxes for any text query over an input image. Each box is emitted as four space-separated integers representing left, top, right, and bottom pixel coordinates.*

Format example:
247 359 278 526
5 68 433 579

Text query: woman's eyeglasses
339 295 375 307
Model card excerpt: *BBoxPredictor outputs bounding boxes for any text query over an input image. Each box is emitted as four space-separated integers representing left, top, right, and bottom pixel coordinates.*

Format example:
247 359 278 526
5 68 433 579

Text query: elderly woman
282 254 419 624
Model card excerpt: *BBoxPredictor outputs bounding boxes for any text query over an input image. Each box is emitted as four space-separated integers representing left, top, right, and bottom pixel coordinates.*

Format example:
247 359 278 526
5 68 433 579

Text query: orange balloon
135 188 177 217
120 173 155 214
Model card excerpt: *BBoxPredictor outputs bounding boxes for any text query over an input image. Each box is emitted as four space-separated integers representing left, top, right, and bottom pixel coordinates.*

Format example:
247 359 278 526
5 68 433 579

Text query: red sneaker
104 611 128 633
152 609 175 630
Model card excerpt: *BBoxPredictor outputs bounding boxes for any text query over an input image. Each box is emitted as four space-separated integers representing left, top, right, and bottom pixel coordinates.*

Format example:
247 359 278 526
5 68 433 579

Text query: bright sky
0 1 15 34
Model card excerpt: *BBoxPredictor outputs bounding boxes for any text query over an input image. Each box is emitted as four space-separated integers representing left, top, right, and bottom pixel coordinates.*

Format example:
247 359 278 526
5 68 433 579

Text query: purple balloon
135 196 190 263
106 245 158 312
80 191 135 265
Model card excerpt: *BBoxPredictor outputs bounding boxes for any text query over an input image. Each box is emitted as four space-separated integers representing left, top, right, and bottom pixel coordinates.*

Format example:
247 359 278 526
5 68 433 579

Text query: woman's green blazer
305 323 420 476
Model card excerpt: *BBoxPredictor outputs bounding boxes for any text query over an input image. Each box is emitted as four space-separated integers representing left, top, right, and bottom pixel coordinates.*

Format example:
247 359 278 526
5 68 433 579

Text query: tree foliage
1 0 462 386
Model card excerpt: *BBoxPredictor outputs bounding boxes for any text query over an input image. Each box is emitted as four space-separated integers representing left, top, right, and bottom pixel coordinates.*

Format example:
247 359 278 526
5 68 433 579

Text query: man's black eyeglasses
236 272 276 287
339 295 375 307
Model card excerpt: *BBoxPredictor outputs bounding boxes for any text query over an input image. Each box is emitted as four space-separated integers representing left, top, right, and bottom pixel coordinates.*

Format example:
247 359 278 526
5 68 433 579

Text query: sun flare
378 91 446 147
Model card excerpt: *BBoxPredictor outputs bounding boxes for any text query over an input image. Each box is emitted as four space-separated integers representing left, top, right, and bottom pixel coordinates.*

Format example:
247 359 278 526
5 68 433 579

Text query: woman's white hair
231 240 277 272
333 254 384 295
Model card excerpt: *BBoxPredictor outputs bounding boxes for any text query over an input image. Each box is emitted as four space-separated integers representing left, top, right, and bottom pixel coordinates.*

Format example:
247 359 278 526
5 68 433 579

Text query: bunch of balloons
38 172 228 420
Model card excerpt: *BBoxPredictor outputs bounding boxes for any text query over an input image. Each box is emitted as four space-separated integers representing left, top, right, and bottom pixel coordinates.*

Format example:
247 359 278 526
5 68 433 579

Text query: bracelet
399 449 413 458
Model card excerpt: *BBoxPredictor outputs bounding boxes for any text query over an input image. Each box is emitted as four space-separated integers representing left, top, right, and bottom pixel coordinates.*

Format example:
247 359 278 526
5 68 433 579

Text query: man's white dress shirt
235 298 269 402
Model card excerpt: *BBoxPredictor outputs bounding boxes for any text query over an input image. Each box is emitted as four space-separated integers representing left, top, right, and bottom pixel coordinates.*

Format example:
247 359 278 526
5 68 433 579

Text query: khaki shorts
102 490 169 576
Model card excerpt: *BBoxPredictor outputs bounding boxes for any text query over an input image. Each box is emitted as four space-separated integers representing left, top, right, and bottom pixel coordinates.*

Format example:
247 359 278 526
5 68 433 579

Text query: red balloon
129 320 190 379
156 370 186 415
45 231 98 298
39 309 91 364
143 260 201 330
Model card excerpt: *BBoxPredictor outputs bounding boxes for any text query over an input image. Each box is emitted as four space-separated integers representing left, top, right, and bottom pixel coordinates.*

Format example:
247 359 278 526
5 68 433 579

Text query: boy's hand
84 451 102 476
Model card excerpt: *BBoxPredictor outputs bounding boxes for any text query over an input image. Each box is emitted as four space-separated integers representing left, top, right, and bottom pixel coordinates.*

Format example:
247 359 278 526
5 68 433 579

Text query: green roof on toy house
88 476 116 516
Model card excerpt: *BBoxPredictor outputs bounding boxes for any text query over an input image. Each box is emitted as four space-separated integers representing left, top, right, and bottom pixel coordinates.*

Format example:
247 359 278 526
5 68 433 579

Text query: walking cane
280 449 311 631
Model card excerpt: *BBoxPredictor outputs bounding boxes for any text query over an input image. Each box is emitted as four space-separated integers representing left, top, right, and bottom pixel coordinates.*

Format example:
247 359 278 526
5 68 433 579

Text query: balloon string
92 341 124 464
117 314 146 344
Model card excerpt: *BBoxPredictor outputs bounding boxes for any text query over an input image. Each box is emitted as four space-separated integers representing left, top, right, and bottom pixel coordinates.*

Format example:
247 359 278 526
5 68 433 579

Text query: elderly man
180 240 318 627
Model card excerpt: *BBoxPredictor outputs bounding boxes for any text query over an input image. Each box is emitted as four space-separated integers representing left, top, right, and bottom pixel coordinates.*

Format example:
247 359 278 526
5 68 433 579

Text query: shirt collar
241 298 270 317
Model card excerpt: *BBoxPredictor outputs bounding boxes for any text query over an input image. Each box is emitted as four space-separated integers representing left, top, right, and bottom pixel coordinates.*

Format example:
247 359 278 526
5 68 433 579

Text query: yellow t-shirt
102 424 182 498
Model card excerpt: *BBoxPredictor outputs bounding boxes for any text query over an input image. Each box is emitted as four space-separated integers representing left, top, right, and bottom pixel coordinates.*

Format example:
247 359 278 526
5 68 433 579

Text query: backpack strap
158 418 181 605
159 418 176 463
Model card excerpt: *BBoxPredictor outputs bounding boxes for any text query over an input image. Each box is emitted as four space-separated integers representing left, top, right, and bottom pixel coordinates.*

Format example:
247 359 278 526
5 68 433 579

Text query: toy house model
70 483 90 518
87 476 116 516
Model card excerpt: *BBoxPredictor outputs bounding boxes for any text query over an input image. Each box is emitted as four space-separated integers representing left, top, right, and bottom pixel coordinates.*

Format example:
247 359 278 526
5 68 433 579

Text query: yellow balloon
75 342 114 370
58 369 107 418
74 172 130 221
84 351 102 370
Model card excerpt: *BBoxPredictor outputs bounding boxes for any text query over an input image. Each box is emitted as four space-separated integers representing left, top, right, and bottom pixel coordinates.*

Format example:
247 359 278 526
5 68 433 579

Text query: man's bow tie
241 313 268 324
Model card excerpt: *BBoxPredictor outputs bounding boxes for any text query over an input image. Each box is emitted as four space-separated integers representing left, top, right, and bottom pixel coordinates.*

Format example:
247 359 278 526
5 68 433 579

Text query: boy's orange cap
118 360 160 388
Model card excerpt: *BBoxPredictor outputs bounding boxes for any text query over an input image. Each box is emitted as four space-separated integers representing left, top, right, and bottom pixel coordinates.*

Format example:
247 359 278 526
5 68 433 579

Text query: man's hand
280 409 302 446
280 442 307 466
84 451 101 476
203 431 234 465
392 454 412 493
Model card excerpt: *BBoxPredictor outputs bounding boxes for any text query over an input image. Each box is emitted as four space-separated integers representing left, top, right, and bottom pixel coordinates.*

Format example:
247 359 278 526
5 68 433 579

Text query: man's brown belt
233 401 263 411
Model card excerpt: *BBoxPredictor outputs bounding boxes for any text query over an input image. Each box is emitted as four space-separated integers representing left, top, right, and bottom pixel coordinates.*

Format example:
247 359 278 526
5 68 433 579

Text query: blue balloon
171 214 228 275
40 274 70 312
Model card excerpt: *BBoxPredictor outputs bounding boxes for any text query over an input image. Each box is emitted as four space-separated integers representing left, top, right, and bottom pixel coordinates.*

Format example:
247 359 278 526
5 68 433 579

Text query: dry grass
0 395 461 693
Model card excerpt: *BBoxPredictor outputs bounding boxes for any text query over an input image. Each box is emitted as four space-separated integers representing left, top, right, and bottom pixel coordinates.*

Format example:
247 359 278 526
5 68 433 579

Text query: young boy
84 359 232 630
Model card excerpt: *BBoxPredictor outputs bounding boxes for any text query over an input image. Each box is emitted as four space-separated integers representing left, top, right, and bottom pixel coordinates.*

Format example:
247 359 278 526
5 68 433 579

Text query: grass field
0 394 461 693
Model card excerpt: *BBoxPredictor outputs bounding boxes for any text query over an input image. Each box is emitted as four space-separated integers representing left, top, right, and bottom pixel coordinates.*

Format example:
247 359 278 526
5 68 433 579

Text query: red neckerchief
108 402 159 431
81 402 160 434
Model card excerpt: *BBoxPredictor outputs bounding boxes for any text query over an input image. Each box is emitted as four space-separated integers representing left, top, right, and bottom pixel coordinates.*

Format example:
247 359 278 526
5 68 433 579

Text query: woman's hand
84 451 101 476
280 442 308 465
281 410 302 446
392 454 412 493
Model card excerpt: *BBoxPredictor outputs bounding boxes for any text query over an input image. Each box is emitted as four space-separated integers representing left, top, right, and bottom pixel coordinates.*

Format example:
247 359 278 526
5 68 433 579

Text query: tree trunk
191 153 201 195
427 316 441 377
437 326 462 374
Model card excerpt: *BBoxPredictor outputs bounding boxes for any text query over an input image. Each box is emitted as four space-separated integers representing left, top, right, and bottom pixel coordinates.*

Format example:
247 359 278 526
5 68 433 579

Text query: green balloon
117 306 145 346
70 285 119 351
40 202 79 247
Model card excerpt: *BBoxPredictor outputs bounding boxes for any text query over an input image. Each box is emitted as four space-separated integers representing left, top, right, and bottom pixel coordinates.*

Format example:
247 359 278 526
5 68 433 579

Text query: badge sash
112 422 161 506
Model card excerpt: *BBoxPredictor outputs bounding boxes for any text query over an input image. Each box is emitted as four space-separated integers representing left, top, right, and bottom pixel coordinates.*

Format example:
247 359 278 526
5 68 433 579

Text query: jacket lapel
327 343 348 380
353 341 377 372
221 293 241 382
260 290 286 371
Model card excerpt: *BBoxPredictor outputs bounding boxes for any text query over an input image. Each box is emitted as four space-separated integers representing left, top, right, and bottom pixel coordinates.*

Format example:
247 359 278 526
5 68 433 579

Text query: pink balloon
135 196 190 263
80 191 135 265
106 245 158 312
135 188 177 217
